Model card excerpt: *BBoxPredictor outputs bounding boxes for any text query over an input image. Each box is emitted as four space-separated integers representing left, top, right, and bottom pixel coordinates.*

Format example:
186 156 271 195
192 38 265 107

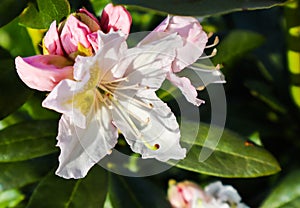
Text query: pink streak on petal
43 21 64 55
60 15 92 55
87 32 99 52
100 3 132 34
167 72 204 106
15 55 73 91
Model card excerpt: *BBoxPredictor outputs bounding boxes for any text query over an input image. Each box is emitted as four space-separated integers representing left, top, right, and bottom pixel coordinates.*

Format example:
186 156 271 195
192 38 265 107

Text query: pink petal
87 32 99 52
60 15 92 55
15 55 73 91
43 21 64 55
156 16 208 72
100 3 132 34
167 72 204 106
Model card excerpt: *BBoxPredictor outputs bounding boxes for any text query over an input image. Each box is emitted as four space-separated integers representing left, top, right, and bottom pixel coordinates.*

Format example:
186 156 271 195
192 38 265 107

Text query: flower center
94 77 160 151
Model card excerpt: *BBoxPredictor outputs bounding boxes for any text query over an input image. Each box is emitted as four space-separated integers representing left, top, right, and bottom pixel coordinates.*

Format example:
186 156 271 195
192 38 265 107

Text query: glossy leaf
0 189 24 208
212 30 265 66
0 0 28 27
19 0 70 29
261 170 300 208
112 0 287 16
0 120 58 162
0 47 33 120
109 174 171 208
171 122 281 177
0 155 56 191
27 166 108 208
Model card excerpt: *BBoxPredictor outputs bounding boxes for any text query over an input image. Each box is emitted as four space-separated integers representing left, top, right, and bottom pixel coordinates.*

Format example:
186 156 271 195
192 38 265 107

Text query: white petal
55 105 118 179
118 33 183 90
167 72 204 106
111 91 186 162
42 79 95 129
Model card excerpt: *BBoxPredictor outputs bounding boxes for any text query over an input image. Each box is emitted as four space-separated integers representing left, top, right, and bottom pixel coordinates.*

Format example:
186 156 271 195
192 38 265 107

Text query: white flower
42 31 186 179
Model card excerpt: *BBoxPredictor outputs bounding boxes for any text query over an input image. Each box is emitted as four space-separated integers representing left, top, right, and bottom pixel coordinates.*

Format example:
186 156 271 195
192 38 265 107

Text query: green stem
284 0 300 111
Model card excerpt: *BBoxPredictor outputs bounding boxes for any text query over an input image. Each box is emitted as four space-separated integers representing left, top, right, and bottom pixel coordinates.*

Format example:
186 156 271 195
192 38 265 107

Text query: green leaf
27 166 108 208
0 189 24 208
261 170 300 208
0 120 58 162
212 30 265 66
0 0 28 27
112 0 287 16
19 0 70 29
109 174 171 208
0 47 33 120
172 122 281 177
0 155 56 191
245 80 287 114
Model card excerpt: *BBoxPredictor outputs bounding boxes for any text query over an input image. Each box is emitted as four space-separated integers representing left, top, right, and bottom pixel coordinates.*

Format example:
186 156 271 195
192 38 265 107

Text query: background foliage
0 0 299 207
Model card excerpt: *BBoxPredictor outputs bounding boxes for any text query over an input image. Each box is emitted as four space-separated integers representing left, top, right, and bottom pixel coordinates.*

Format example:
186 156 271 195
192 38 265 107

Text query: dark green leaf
212 30 265 66
261 170 300 208
90 0 111 16
27 166 108 208
0 0 28 27
0 120 58 162
19 0 70 29
112 0 287 16
245 80 287 114
171 122 281 177
0 47 33 120
109 174 171 208
0 155 56 191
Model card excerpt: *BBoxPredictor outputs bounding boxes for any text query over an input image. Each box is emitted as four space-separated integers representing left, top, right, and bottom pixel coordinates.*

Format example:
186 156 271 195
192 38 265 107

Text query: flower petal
60 15 92 55
43 21 64 55
100 3 132 34
15 55 73 91
167 72 204 106
55 107 118 179
112 91 186 162
77 8 101 32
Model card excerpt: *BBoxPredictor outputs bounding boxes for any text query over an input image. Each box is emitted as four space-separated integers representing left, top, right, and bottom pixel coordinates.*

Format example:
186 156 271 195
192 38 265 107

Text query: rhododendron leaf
19 0 70 29
212 30 265 66
0 155 56 191
0 189 24 208
0 0 28 27
0 48 33 120
171 122 281 177
27 167 108 208
261 170 300 207
0 120 58 162
112 0 287 16
109 174 171 208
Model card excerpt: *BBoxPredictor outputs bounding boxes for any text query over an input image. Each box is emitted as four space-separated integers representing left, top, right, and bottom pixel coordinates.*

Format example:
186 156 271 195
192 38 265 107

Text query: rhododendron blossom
168 180 249 208
15 3 131 91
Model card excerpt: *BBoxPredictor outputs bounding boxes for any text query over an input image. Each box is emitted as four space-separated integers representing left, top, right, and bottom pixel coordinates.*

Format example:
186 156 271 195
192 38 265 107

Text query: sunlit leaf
0 0 28 27
19 0 70 29
112 0 287 16
0 189 24 208
109 173 171 208
171 122 281 177
212 30 265 66
261 170 300 208
27 166 108 208
0 47 33 120
0 120 58 162
0 155 56 191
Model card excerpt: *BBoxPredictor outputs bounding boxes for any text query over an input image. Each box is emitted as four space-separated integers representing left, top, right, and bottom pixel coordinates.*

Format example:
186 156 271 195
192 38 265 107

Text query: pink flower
15 4 132 92
140 16 224 106
167 180 249 208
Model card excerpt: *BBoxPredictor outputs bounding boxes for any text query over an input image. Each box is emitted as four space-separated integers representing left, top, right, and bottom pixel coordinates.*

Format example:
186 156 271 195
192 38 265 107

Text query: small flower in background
168 180 249 208
15 3 131 91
